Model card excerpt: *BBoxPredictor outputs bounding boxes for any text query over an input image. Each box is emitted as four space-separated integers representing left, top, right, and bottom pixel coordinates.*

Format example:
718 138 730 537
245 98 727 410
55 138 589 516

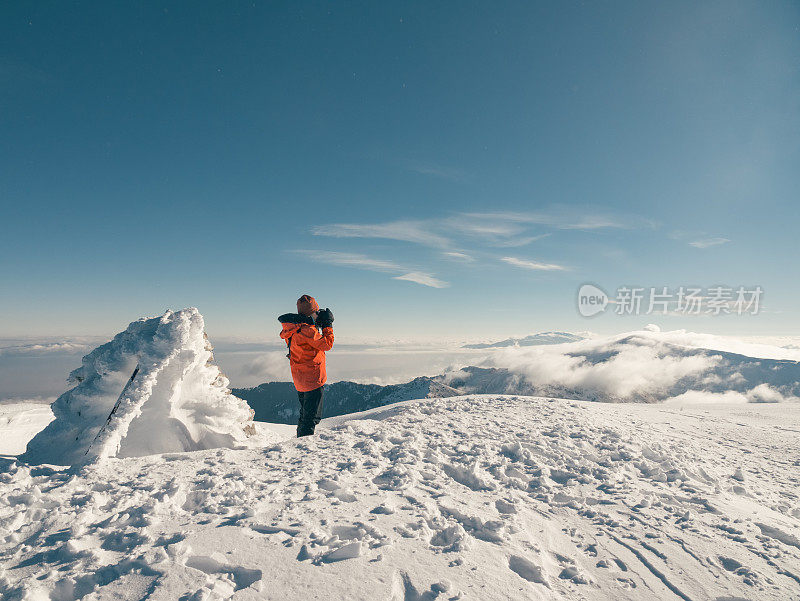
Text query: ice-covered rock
22 308 260 466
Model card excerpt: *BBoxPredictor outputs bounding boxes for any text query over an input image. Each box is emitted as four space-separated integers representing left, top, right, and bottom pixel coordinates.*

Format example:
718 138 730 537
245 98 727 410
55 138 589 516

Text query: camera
314 308 334 328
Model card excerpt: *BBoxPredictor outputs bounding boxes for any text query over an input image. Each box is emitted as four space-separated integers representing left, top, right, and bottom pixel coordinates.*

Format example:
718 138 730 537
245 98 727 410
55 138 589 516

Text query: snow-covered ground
2 395 799 600
0 402 54 457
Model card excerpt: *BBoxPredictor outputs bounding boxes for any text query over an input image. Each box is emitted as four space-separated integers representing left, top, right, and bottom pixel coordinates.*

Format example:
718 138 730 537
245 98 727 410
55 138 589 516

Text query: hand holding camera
315 308 334 329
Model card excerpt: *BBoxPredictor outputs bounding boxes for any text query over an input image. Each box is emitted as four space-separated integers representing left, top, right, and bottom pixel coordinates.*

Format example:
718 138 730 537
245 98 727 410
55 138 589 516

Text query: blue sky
1 1 798 342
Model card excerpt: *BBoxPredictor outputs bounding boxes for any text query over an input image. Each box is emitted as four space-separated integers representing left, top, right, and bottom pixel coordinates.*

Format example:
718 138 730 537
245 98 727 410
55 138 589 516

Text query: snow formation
22 308 260 466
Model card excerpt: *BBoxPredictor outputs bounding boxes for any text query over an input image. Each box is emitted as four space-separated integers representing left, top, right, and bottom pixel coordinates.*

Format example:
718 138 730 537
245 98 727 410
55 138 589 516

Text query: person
278 295 334 437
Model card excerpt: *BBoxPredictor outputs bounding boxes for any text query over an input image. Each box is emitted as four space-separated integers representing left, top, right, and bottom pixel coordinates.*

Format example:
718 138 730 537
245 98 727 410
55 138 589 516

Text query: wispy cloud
461 211 639 230
489 233 551 248
307 209 648 282
404 160 467 182
442 215 558 248
501 256 568 271
393 272 449 288
291 250 403 272
289 250 448 288
559 216 626 230
445 216 527 238
311 210 646 252
311 220 451 248
442 251 475 262
689 237 731 249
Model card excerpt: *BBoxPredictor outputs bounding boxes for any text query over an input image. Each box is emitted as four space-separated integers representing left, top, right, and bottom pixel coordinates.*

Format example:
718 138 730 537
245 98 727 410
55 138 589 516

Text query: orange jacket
280 323 334 392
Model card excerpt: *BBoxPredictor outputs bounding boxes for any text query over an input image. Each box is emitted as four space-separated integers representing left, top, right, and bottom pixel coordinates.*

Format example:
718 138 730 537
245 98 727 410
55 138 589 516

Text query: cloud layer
294 209 635 287
474 328 800 403
0 342 92 357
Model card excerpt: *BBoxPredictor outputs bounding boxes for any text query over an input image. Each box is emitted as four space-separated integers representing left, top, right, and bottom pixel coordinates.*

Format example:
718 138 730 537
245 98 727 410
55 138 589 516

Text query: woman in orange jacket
279 294 334 437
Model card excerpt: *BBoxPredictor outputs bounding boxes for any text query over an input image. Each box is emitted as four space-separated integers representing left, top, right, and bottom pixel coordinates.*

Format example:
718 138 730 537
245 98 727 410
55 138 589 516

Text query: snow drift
22 308 260 466
445 328 800 404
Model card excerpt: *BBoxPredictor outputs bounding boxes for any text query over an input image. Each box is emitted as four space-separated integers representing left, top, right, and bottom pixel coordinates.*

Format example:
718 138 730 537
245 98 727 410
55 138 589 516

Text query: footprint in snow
184 552 262 591
390 570 445 601
508 554 548 586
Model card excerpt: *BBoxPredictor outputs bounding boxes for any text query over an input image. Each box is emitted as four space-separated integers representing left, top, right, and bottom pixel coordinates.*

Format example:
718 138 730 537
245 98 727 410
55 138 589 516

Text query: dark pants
297 385 324 437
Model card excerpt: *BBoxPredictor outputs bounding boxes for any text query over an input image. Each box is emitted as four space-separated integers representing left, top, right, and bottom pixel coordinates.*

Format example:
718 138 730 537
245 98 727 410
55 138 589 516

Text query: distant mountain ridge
234 333 800 423
463 331 586 349
232 376 461 424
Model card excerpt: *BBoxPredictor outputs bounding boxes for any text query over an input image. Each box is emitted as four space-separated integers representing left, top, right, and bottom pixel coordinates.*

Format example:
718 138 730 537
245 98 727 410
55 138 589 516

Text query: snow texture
2 396 800 600
22 309 264 466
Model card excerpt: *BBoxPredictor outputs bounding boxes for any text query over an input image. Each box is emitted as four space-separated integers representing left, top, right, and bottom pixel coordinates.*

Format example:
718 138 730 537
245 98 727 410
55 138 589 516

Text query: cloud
404 160 466 182
559 216 626 230
311 208 644 252
0 342 91 357
489 234 551 248
311 220 450 248
444 215 528 238
291 250 404 272
393 272 449 288
664 390 749 404
487 337 720 400
482 329 800 403
290 250 448 288
442 252 475 262
665 384 793 404
501 256 568 271
241 351 292 381
308 209 650 278
689 237 731 249
442 215 557 247
460 211 639 230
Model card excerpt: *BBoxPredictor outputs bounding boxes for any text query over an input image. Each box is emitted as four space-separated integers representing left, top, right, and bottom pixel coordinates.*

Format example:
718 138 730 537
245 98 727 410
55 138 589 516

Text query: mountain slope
233 376 461 424
464 331 586 349
2 395 798 600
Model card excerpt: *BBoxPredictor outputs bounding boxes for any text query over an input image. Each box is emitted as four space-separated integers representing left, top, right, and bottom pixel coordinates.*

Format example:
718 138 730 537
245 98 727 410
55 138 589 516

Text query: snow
0 402 54 457
2 395 799 600
21 308 267 467
463 331 587 349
